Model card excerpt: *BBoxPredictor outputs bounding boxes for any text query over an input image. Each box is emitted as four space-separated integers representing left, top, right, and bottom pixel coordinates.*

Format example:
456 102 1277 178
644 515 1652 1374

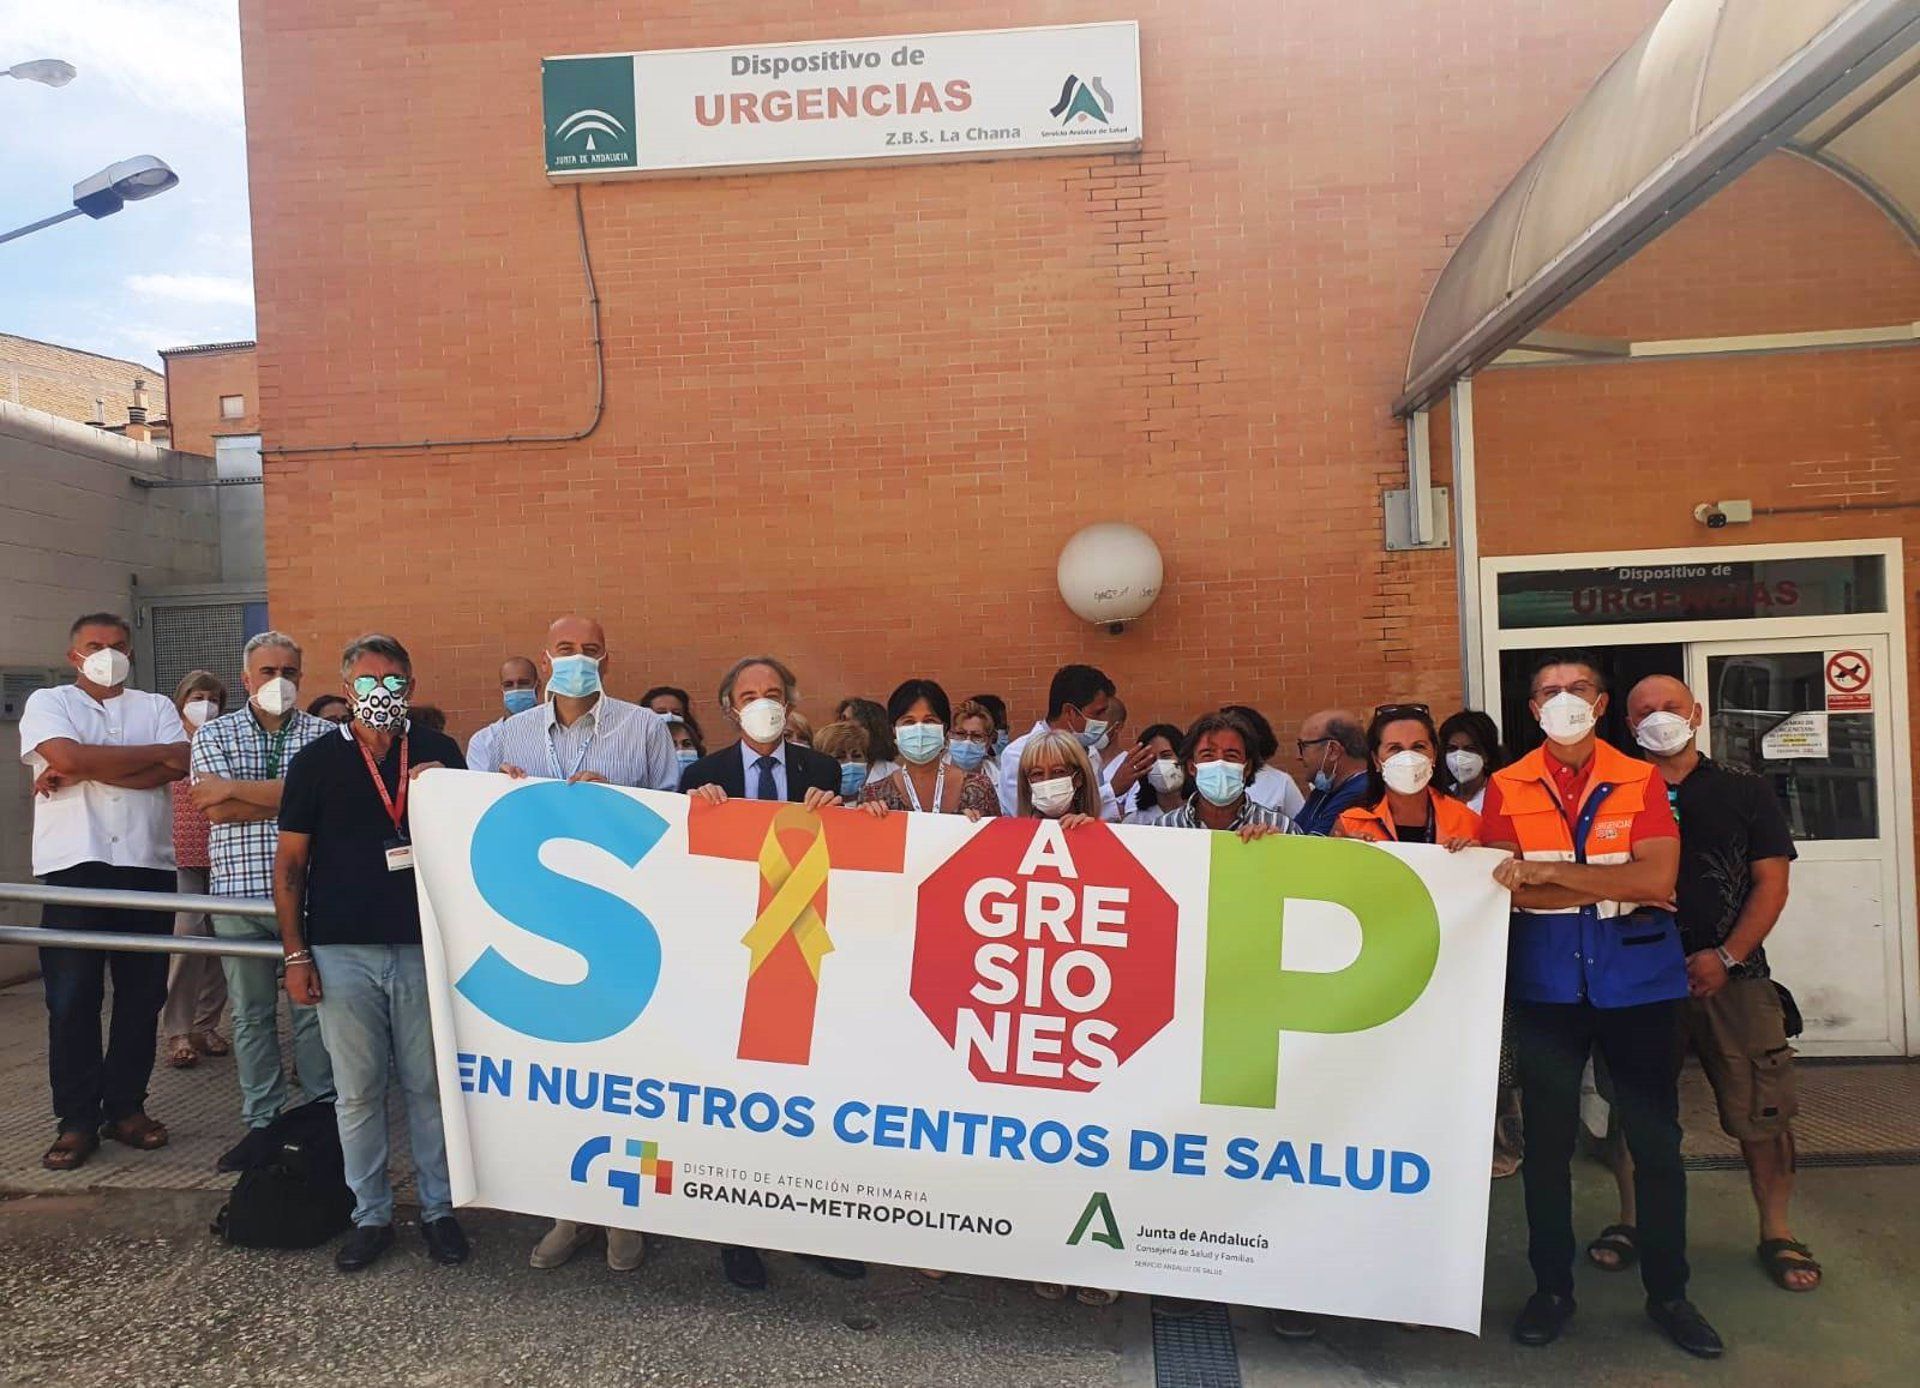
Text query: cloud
126 271 255 308
6 0 242 128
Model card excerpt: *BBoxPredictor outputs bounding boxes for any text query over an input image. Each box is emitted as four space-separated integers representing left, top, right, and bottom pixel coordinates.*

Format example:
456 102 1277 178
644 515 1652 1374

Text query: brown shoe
42 1130 99 1171
100 1113 169 1150
191 1029 231 1057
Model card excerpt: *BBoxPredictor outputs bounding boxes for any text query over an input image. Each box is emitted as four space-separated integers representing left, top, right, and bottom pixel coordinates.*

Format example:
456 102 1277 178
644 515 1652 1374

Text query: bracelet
283 951 313 967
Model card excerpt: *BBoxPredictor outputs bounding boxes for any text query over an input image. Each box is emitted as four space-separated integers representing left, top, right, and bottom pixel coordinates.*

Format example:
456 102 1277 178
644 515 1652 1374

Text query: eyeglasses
1372 702 1430 721
350 674 408 698
1296 736 1338 756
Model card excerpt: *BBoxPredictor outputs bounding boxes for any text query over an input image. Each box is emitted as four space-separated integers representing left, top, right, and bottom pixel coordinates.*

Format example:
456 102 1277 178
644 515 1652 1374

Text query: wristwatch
1714 945 1743 975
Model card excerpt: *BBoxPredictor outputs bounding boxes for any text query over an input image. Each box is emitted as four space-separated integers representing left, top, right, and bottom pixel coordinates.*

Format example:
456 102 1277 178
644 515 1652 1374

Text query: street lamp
5 59 77 87
0 156 180 247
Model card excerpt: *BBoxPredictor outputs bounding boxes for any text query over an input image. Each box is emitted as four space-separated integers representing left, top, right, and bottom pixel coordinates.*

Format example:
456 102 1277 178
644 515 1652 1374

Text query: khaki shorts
1685 976 1798 1142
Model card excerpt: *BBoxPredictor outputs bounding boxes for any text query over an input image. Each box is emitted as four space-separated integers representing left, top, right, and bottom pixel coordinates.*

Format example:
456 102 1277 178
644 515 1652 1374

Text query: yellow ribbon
739 807 835 980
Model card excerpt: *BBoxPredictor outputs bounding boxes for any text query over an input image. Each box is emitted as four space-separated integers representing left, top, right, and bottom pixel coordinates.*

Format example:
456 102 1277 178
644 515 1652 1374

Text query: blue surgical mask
1309 744 1336 793
1076 716 1111 750
895 722 946 765
502 687 536 715
839 763 869 798
1195 759 1246 807
546 653 602 700
947 739 988 772
676 746 699 769
993 730 1009 756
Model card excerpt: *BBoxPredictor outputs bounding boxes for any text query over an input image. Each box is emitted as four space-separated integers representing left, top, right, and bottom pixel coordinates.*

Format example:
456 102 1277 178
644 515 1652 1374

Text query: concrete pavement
2 975 1917 1385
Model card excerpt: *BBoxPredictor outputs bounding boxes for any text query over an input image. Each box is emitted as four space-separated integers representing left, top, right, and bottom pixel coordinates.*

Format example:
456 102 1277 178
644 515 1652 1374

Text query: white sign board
1761 712 1829 760
411 773 1512 1332
542 22 1143 179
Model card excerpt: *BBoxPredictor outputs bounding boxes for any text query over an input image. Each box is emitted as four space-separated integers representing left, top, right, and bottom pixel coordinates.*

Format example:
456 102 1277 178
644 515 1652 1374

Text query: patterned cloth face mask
350 674 410 732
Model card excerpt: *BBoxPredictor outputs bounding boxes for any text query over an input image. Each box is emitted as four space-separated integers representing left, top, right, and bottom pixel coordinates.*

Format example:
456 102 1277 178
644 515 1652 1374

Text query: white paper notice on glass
1761 712 1829 760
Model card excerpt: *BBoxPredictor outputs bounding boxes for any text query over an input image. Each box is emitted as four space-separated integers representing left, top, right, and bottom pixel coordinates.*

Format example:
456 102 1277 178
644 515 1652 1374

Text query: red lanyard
354 731 408 835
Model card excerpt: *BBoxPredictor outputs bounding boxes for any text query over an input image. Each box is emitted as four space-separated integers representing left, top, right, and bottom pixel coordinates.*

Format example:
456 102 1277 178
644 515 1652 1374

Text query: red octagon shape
911 817 1178 1092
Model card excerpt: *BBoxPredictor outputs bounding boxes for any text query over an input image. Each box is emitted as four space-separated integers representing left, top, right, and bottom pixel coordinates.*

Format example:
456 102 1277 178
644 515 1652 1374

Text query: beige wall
0 402 222 981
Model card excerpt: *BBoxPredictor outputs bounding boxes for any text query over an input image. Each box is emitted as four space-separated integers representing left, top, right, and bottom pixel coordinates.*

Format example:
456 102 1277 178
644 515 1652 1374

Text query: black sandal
1585 1224 1638 1272
1757 1239 1822 1292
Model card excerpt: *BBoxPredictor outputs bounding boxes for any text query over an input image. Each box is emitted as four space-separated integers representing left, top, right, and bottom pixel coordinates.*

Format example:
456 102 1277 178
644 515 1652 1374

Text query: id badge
384 837 415 873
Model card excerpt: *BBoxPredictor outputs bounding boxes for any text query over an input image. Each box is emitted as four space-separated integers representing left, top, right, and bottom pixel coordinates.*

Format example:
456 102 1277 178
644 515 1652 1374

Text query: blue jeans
214 913 334 1129
311 944 451 1226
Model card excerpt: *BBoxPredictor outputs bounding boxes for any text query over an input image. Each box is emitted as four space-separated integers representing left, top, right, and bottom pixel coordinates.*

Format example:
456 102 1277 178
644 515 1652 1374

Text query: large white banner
412 772 1510 1330
541 22 1142 179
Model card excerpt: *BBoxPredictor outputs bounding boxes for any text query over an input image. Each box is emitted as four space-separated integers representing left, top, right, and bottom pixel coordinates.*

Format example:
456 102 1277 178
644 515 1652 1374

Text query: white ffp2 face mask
1634 710 1695 756
1030 776 1077 817
1445 749 1485 786
81 648 130 688
253 677 297 717
1538 691 1597 745
738 697 787 744
1147 758 1184 793
1381 750 1434 796
182 698 219 729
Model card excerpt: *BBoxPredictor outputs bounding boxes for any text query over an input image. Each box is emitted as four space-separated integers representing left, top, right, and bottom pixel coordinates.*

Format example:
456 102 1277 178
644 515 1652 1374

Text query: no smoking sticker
1825 649 1873 712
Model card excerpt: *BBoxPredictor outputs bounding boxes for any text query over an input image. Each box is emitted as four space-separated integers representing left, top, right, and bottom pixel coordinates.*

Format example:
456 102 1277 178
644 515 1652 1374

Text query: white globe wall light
1056 522 1165 635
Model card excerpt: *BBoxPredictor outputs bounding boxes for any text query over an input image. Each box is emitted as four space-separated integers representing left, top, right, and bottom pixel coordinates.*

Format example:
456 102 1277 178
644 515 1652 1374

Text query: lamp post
0 156 180 247
4 59 77 87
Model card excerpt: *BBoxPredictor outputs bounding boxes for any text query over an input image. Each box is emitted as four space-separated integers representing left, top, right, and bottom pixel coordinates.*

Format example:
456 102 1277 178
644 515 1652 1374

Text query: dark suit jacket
678 740 842 800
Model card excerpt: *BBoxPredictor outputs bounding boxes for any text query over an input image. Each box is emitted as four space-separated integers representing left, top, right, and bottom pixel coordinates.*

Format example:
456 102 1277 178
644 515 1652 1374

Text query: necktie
755 754 779 802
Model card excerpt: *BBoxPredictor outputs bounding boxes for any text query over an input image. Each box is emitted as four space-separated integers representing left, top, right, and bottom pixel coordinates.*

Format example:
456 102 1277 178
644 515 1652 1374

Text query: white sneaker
529 1219 596 1269
607 1227 646 1271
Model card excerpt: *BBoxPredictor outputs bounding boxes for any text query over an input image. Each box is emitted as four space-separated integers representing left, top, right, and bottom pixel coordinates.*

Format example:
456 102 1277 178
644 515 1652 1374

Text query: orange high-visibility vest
1488 742 1686 1008
1338 789 1481 844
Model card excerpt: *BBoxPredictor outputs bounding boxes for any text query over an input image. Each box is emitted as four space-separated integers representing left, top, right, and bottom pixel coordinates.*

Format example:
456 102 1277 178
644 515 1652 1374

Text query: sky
1 0 252 368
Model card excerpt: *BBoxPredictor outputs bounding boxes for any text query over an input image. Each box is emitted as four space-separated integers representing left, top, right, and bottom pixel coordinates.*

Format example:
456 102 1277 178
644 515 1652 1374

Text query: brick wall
0 334 165 431
242 0 1668 743
163 346 259 458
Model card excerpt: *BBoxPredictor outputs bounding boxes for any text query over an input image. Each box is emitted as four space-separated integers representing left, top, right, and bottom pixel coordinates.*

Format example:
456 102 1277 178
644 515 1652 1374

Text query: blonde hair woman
1015 731 1113 1306
1014 729 1103 825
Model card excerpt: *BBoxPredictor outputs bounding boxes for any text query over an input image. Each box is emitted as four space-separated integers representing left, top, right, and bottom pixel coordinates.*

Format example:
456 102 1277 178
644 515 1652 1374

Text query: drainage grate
1151 1299 1241 1388
1686 1148 1920 1171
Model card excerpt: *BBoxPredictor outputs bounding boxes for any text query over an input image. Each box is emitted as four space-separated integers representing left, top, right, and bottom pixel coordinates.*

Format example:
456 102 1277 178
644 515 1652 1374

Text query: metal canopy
1397 0 1920 417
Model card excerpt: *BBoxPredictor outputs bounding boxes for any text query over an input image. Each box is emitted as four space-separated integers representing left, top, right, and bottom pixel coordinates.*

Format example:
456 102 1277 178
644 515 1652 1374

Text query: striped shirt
1141 795 1299 833
467 694 679 791
191 706 334 898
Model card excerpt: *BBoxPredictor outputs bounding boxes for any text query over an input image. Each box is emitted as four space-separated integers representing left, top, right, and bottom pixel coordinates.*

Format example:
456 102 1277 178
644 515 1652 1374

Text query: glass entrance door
1687 635 1906 1054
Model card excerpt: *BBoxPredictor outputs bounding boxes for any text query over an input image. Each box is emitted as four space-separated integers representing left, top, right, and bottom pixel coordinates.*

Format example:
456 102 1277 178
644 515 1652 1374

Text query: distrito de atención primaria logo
570 1136 673 1207
1050 73 1114 125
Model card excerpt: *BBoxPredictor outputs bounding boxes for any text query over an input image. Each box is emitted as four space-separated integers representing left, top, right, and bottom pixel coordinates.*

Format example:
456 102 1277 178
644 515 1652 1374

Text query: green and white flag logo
543 56 637 173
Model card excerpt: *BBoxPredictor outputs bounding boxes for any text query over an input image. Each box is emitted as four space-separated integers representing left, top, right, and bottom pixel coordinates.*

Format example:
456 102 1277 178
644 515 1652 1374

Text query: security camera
1693 503 1729 529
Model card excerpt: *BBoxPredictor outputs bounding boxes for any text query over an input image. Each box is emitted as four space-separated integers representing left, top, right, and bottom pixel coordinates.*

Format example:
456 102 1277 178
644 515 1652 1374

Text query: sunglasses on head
1372 702 1430 721
351 674 408 698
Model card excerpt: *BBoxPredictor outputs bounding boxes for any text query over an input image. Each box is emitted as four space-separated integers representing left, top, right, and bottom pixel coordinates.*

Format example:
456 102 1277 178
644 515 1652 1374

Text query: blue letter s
456 781 665 1042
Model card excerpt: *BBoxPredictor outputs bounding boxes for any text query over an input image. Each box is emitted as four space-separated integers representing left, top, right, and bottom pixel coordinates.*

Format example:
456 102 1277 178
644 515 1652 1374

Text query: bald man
465 656 540 769
469 616 678 792
468 616 677 1275
1606 674 1813 1291
1294 708 1370 835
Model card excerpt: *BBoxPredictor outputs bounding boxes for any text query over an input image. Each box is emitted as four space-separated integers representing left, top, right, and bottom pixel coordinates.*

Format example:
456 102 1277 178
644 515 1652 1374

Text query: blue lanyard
546 718 598 780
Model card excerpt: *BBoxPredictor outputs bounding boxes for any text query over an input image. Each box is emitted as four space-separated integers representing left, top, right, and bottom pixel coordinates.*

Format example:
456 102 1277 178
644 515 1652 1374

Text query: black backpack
212 1099 355 1249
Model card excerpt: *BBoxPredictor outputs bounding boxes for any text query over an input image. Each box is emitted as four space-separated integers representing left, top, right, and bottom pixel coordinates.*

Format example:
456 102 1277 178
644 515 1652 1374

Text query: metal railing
0 882 280 959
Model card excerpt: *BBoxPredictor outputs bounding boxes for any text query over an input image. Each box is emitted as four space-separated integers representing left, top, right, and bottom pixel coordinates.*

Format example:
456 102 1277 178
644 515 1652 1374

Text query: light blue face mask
502 687 537 715
895 722 947 765
839 763 869 798
676 746 699 769
546 653 602 700
1194 759 1246 807
993 731 1009 757
947 738 988 772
